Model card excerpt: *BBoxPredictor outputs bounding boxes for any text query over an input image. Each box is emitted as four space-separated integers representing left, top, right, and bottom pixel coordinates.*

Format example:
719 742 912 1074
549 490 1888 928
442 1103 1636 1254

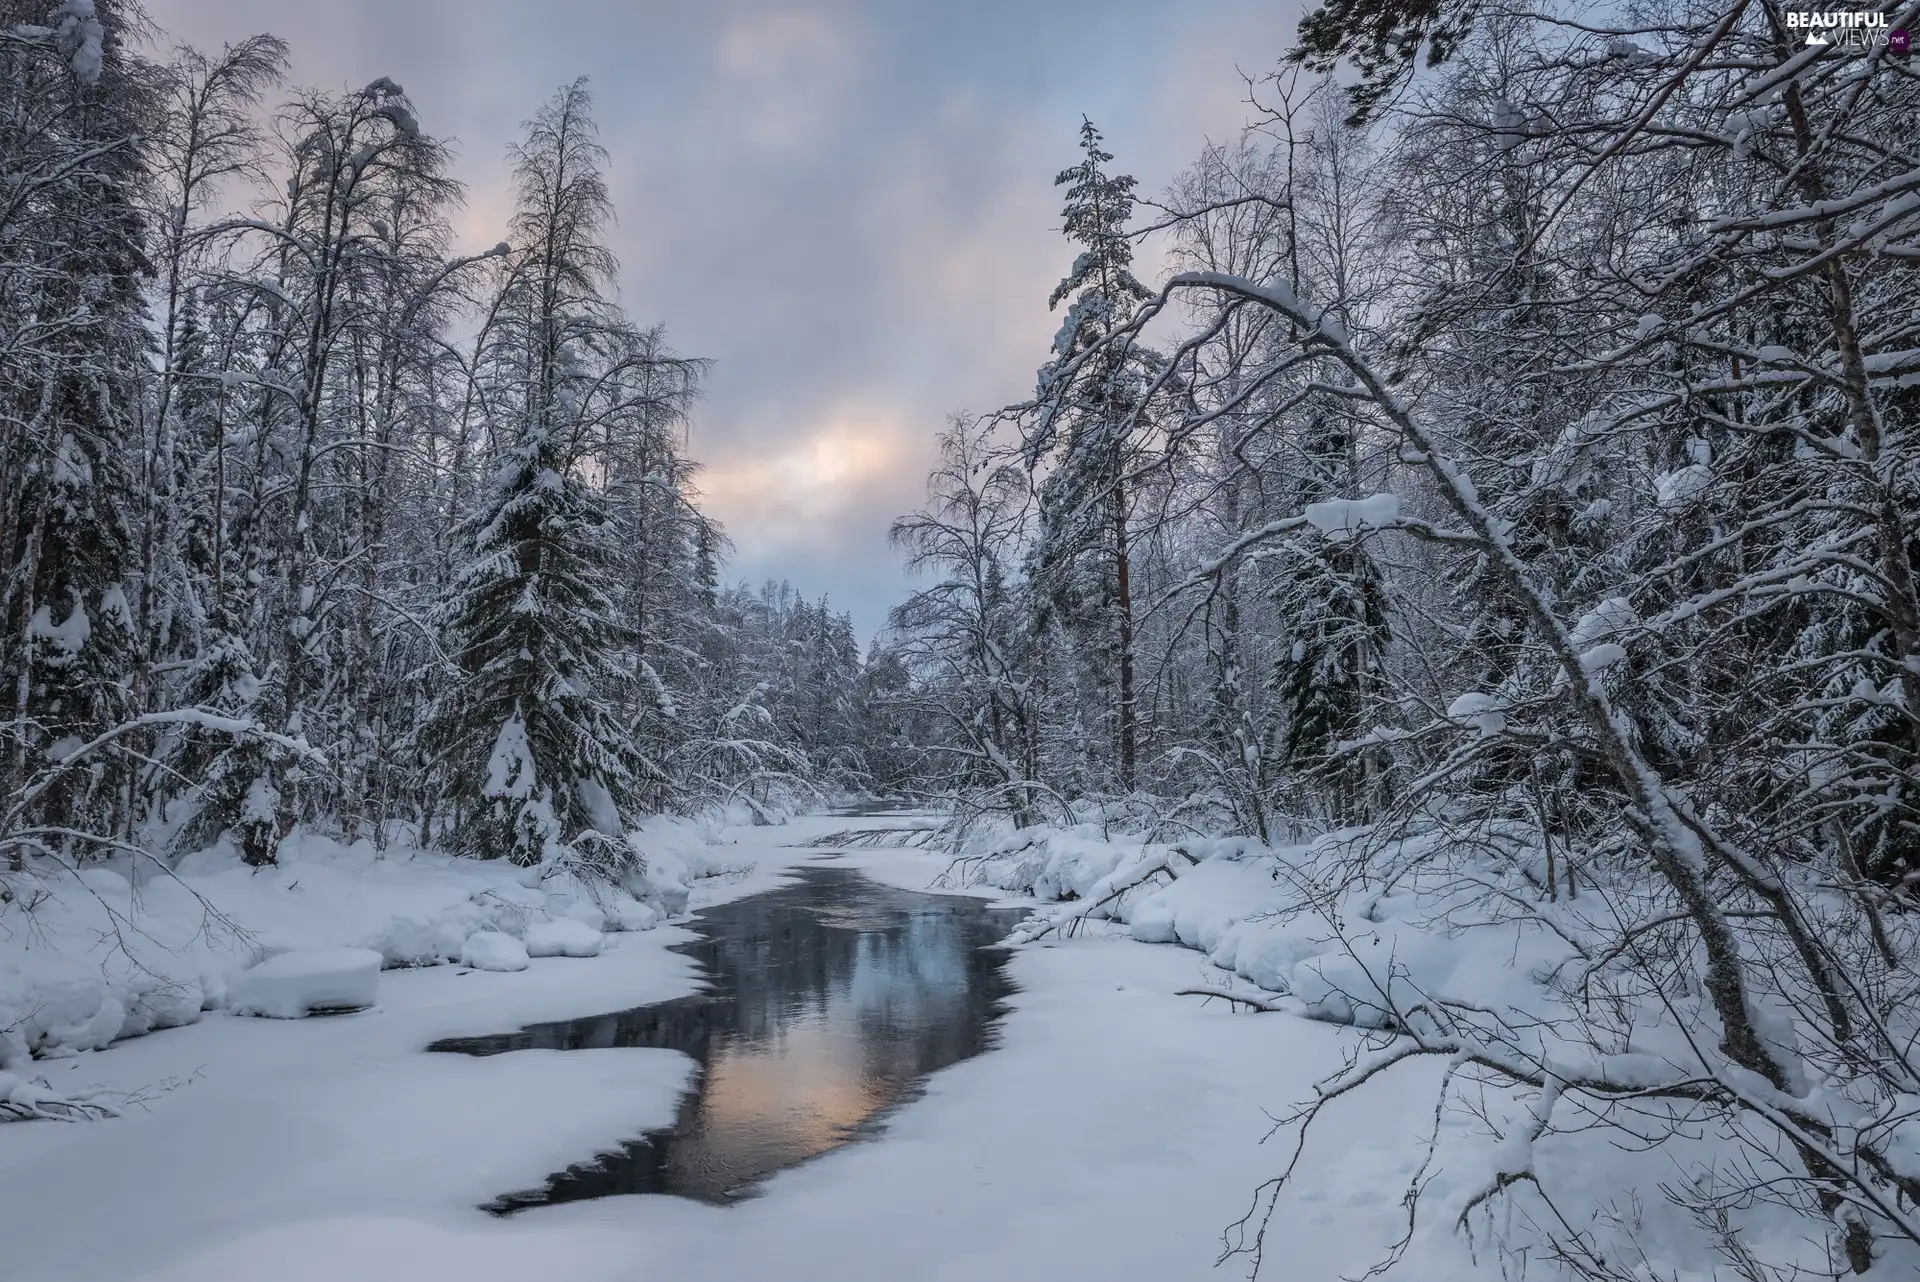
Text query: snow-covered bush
973 808 1920 1279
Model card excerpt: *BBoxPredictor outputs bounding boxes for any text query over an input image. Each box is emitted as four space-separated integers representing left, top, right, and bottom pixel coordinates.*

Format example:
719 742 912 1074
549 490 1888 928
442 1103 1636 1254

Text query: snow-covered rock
459 931 529 972
552 896 609 933
628 849 692 917
39 989 126 1053
227 948 381 1018
120 977 204 1039
467 883 545 940
368 912 477 969
524 918 604 958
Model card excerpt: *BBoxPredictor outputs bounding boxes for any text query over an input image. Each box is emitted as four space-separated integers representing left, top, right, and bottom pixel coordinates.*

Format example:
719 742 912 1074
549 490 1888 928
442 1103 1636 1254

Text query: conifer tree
0 0 152 845
1272 415 1390 819
1025 119 1160 792
425 80 657 873
429 419 649 869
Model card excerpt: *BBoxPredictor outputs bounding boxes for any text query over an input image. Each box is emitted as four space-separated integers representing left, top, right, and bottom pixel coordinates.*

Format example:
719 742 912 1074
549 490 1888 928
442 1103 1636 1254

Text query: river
429 864 1028 1211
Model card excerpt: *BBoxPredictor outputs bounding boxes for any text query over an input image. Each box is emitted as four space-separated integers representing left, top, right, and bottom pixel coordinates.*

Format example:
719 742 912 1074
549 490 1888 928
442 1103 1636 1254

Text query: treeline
882 0 1920 1272
0 2 872 877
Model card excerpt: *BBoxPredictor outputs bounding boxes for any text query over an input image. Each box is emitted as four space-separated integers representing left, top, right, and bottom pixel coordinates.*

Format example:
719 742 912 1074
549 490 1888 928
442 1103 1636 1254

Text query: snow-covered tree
0 0 152 847
422 81 663 872
427 416 650 869
889 417 1044 822
1023 119 1163 794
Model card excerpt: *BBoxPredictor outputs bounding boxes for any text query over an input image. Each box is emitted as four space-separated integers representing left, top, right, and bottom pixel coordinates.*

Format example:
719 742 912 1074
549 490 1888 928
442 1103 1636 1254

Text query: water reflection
428 865 1026 1212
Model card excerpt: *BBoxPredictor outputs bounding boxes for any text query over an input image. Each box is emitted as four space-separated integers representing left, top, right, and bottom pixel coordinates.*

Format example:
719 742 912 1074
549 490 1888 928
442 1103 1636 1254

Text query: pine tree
424 80 657 873
1025 119 1160 793
1272 415 1390 820
427 422 650 869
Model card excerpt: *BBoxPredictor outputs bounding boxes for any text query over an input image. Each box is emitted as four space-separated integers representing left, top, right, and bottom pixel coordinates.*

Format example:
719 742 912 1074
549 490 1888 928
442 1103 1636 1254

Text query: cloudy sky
145 0 1300 641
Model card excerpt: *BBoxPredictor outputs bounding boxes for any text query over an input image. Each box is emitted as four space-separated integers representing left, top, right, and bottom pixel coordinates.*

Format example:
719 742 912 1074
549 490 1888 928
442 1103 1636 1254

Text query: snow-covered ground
0 816 1476 1282
0 817 715 1071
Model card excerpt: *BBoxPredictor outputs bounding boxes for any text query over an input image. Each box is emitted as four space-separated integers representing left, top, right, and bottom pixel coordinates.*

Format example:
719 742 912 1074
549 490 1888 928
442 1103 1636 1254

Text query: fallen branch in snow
936 833 1047 891
1176 986 1288 1012
0 1072 121 1123
1011 849 1180 943
933 851 994 889
806 825 941 849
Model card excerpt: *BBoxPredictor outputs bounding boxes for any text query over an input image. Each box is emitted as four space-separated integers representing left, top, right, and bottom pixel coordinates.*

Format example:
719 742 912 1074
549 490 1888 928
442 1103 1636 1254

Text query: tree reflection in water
428 865 1026 1212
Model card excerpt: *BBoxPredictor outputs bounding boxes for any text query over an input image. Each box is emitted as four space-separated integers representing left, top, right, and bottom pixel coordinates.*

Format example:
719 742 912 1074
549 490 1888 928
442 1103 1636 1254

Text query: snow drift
0 812 727 1070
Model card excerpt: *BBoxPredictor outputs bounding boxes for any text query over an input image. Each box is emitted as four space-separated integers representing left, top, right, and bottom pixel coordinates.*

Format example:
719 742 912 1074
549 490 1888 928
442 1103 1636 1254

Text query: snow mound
460 931 529 972
604 898 660 932
965 824 1558 1028
524 918 604 958
227 948 381 1019
2 816 721 1063
620 813 721 917
368 911 481 969
0 869 220 1061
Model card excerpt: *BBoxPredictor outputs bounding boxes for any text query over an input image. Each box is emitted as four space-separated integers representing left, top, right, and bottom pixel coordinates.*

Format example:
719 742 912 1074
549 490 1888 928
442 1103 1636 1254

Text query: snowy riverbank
0 814 1483 1282
946 820 1920 1282
12 812 1895 1282
0 815 737 1082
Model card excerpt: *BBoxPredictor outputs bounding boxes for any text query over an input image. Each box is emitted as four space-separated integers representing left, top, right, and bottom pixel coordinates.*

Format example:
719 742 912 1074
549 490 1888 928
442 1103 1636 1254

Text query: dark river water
427 863 1027 1212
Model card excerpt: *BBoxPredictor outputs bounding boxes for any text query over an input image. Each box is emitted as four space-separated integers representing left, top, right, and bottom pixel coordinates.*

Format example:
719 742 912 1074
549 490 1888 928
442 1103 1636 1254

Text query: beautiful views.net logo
1784 11 1911 51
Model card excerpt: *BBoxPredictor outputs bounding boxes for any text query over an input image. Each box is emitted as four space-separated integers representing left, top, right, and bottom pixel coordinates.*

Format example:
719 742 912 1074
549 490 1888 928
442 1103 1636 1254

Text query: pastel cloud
714 8 858 152
700 401 912 550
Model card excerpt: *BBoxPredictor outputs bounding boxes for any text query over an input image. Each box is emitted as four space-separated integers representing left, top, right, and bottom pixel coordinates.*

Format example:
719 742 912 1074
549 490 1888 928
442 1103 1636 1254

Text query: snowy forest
0 4 877 881
876 2 1920 1277
5 0 1920 1280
